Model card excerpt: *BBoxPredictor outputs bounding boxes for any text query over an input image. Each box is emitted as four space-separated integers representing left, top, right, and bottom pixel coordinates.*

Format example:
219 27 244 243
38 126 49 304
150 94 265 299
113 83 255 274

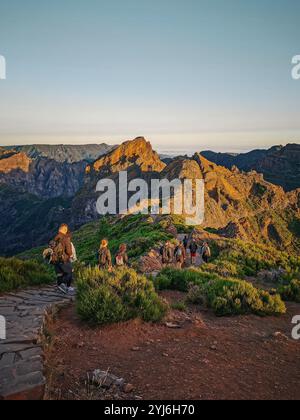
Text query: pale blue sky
0 0 299 152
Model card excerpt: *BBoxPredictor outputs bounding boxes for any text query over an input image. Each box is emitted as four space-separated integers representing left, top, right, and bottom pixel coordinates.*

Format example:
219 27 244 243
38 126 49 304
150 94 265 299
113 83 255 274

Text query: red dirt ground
45 291 300 400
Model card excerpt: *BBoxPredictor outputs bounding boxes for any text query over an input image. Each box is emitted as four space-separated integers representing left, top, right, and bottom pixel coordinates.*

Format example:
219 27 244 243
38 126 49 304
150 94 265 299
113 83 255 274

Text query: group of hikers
160 236 211 269
44 225 211 295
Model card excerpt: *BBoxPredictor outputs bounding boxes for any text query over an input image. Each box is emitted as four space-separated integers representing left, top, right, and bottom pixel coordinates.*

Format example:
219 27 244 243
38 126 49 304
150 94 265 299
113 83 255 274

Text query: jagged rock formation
255 144 300 192
72 138 300 251
0 152 32 174
1 137 299 255
72 137 167 226
86 137 166 174
172 153 299 249
0 158 87 199
201 144 300 192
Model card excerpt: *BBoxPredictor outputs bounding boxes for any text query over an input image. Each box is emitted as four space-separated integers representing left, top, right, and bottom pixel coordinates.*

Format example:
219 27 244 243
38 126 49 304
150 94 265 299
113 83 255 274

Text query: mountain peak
87 137 166 174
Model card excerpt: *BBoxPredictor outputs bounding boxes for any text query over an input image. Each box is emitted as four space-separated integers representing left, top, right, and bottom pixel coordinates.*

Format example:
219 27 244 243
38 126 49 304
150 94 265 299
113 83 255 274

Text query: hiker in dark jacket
115 243 129 267
175 241 186 269
189 240 198 265
161 241 174 266
53 224 75 294
201 242 211 264
183 235 189 250
98 239 113 271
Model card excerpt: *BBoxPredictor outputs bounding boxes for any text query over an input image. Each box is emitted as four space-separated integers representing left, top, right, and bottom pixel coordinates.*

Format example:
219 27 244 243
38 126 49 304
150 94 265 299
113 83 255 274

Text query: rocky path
0 286 73 400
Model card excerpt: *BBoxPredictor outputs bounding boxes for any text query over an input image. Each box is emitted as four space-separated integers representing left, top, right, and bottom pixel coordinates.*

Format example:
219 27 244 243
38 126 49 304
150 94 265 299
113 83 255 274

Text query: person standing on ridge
52 224 75 294
183 235 189 250
115 243 129 267
201 242 211 264
175 240 186 269
161 241 174 267
189 239 198 266
98 239 113 271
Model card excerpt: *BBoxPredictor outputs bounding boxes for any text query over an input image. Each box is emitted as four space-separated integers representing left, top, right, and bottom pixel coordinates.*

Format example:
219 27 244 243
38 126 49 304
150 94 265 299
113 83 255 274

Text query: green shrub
278 279 300 303
156 267 220 292
171 301 187 312
0 257 53 293
199 261 240 278
76 267 168 325
204 278 286 316
156 268 286 317
186 284 205 305
206 239 300 279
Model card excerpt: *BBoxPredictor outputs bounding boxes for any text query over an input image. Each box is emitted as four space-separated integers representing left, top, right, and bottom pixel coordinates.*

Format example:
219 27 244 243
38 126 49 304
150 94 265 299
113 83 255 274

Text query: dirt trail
45 292 300 401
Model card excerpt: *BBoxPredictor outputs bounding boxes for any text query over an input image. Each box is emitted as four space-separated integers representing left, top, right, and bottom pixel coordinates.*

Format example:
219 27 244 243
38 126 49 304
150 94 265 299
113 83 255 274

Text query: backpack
99 248 109 265
51 239 66 264
116 254 124 266
175 247 183 259
203 246 211 258
42 248 54 265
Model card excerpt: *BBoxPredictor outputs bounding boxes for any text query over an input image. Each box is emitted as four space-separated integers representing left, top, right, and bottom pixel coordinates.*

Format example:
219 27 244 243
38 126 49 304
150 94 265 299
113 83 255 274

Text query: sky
0 0 299 153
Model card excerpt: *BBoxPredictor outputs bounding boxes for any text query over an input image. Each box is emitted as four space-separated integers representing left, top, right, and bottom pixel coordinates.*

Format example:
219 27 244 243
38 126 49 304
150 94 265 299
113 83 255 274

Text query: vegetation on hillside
0 257 53 293
74 215 173 264
20 214 174 265
13 209 300 312
155 268 286 316
76 266 168 325
198 238 300 279
278 280 300 303
192 238 300 303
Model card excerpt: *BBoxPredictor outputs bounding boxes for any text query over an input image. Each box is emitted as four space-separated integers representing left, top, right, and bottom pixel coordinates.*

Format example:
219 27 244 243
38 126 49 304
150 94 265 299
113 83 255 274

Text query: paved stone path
0 286 73 400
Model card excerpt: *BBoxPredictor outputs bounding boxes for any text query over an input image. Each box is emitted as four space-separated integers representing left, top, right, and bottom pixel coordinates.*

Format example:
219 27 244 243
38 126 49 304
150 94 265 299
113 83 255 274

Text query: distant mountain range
0 144 113 199
0 139 299 255
0 144 112 254
201 144 300 192
2 144 113 163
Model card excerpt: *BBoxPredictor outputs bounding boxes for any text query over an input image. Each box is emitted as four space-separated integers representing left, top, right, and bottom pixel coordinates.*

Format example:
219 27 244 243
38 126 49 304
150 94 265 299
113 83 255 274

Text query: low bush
76 267 168 325
155 268 220 292
155 268 286 317
186 284 205 305
0 257 53 293
171 301 187 312
204 278 286 317
204 239 300 279
278 279 300 303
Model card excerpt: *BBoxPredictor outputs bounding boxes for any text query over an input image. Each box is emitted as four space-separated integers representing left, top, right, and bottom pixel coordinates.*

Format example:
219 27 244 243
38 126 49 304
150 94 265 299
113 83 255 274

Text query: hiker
52 224 75 294
189 239 198 265
161 241 174 267
98 239 113 271
201 242 211 264
115 243 129 268
175 241 186 269
183 235 189 250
